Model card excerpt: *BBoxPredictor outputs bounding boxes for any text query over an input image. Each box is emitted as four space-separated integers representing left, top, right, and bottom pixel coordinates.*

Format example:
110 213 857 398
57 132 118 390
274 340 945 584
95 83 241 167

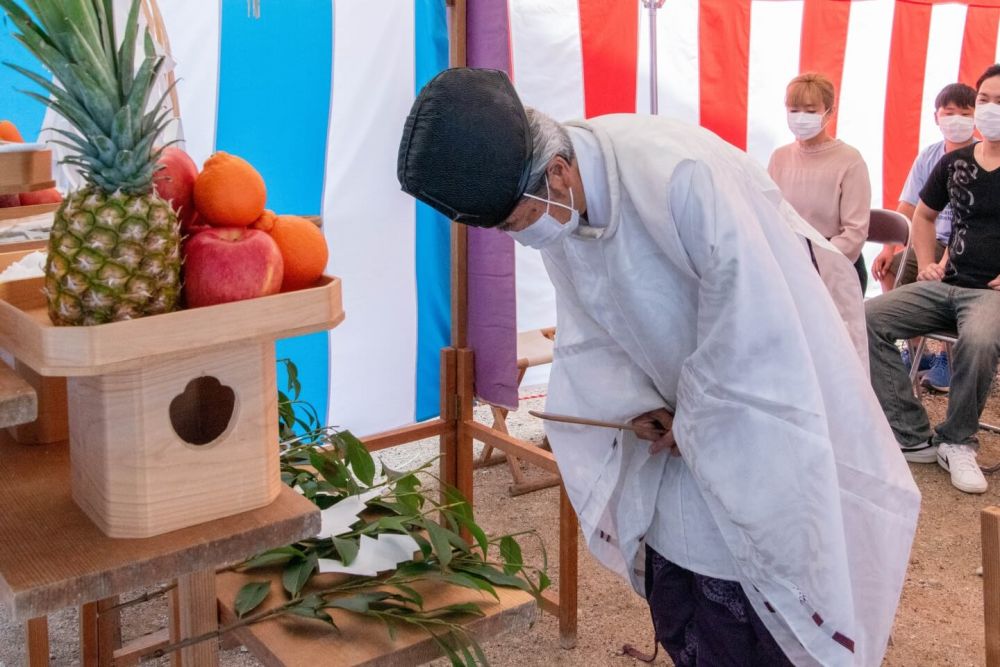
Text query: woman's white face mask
786 111 826 141
937 114 975 143
506 177 580 249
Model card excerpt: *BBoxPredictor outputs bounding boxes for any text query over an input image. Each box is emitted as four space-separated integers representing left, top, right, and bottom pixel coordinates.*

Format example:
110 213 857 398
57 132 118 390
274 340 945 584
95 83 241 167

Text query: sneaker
901 348 935 373
900 441 938 463
922 352 951 393
937 443 988 493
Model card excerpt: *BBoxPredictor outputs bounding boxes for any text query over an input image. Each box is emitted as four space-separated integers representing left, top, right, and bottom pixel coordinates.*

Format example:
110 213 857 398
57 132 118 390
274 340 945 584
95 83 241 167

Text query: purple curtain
465 0 518 409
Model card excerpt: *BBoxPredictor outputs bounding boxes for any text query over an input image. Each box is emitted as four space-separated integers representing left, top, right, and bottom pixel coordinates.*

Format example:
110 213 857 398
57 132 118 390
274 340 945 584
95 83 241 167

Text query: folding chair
476 328 561 496
867 208 911 291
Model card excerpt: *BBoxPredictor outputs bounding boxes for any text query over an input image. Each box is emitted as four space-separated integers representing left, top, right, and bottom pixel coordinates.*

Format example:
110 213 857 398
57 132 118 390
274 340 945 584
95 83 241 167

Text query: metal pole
643 0 667 115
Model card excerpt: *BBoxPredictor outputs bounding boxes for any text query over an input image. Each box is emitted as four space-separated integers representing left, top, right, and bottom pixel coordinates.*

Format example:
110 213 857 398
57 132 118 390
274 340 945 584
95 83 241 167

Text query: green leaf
381 459 410 482
285 360 301 397
343 433 376 486
373 515 413 533
455 563 532 593
240 546 304 571
538 570 552 592
332 537 359 565
394 474 422 512
286 605 335 626
499 536 524 575
425 520 454 568
421 602 485 619
234 581 271 618
328 592 392 614
441 572 498 601
282 555 317 598
392 583 424 608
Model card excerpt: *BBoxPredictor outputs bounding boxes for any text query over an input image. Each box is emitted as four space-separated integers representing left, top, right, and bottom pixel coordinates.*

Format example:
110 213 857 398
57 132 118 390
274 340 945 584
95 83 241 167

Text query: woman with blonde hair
769 72 872 293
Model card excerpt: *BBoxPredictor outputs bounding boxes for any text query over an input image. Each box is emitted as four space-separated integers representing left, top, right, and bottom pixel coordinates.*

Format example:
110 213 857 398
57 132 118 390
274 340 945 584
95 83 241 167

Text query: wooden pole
983 507 1000 666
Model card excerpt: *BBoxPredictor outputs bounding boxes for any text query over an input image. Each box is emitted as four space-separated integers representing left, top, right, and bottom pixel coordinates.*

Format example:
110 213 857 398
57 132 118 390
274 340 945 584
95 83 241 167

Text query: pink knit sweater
767 139 871 262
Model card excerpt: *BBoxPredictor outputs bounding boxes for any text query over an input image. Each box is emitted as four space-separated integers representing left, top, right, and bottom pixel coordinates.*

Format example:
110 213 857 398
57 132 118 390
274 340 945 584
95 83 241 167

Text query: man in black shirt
866 64 1000 494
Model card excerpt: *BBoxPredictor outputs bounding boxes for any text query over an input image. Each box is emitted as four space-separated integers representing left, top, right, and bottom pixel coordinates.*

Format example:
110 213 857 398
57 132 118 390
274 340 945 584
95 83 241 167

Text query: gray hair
524 107 575 196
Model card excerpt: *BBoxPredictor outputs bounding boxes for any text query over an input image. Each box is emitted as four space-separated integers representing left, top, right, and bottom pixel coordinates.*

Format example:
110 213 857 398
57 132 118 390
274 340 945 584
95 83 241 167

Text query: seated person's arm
913 201 943 281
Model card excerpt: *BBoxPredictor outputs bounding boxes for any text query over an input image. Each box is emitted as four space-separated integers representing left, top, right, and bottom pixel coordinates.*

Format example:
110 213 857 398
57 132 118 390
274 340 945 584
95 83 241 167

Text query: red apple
0 194 20 208
18 188 61 205
183 228 284 308
154 147 199 232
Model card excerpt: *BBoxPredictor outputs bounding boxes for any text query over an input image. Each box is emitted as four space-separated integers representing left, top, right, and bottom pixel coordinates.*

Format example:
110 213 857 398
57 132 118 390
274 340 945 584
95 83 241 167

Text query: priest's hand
631 408 678 457
989 274 1000 291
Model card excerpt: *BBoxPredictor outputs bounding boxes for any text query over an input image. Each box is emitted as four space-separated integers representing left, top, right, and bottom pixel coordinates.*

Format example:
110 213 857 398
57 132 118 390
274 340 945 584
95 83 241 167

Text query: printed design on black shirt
945 159 977 279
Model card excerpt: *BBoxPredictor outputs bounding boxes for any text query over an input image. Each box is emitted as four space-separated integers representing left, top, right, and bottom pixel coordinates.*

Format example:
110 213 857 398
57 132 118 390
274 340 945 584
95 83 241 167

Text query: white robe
540 115 919 667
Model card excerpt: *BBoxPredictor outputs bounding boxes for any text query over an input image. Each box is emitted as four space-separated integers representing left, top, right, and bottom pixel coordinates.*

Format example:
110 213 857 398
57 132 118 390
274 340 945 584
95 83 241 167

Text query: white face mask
506 178 580 249
975 102 1000 142
938 114 975 143
786 111 826 141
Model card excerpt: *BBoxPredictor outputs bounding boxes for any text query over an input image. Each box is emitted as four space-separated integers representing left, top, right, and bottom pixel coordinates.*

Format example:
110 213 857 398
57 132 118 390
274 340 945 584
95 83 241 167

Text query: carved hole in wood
169 376 237 446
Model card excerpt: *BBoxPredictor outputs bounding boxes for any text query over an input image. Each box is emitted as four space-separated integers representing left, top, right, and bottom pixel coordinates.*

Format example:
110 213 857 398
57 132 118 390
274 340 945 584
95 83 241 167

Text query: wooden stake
559 485 579 649
25 617 48 667
984 507 1000 666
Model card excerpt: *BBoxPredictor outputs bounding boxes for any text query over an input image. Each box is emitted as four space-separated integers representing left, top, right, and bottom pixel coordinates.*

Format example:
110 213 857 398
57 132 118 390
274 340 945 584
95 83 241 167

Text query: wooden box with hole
0 274 343 538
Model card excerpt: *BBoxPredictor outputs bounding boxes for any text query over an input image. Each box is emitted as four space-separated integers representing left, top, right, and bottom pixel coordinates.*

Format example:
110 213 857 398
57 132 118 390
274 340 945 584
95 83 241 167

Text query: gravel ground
2 378 999 666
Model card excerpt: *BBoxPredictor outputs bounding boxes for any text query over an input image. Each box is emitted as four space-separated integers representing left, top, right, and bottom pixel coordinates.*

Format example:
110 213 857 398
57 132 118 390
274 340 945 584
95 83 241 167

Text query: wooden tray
217 569 537 667
0 276 344 376
0 201 58 223
0 146 55 196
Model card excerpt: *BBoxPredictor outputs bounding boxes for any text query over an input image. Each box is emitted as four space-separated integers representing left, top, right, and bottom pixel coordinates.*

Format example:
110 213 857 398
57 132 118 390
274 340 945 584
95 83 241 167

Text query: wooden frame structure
361 0 579 649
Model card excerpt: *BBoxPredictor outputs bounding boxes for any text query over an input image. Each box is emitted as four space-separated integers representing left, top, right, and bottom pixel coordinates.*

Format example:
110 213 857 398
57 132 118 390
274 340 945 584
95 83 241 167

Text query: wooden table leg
25 616 49 667
81 596 121 667
559 485 578 650
169 570 219 667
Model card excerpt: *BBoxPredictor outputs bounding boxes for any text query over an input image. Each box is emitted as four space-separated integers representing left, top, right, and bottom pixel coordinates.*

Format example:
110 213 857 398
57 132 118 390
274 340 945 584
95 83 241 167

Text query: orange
193 152 266 227
0 120 24 143
268 215 328 291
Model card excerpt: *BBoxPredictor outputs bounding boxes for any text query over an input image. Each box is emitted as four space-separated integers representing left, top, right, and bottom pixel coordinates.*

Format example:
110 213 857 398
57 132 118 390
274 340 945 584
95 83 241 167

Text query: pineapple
0 0 181 325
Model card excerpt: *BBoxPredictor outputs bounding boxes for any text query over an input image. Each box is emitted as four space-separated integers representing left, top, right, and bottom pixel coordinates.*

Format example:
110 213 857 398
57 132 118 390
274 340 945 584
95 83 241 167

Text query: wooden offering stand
0 274 343 538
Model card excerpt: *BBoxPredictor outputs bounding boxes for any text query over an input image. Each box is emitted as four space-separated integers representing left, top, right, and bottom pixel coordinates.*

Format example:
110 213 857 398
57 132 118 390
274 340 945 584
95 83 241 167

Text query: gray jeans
866 281 1000 447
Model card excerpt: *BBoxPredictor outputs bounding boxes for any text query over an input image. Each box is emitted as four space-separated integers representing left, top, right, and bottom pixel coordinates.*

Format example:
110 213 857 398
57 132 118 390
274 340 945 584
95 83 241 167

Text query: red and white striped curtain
506 0 1000 210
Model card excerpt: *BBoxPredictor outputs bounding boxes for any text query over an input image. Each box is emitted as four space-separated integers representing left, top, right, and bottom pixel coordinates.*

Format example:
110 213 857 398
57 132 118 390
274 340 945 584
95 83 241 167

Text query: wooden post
559 486 579 649
439 348 459 492
25 617 48 667
170 570 219 667
984 507 1000 666
456 349 476 513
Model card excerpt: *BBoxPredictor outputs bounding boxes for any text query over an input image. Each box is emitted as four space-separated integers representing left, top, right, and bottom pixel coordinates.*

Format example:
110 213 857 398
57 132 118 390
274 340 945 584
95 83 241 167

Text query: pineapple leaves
117 0 141 99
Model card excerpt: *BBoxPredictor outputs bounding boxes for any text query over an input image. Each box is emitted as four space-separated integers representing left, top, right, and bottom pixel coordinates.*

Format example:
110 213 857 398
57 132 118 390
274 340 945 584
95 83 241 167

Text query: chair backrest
867 208 910 246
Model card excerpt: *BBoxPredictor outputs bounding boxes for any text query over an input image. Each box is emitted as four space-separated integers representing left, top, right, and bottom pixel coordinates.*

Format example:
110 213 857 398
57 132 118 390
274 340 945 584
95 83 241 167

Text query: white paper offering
318 533 420 577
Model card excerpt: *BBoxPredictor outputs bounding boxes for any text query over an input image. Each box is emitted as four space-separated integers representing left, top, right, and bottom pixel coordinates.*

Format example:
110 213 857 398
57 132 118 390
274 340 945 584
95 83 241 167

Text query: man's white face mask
975 102 1000 141
507 177 580 249
786 111 826 141
938 114 975 143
